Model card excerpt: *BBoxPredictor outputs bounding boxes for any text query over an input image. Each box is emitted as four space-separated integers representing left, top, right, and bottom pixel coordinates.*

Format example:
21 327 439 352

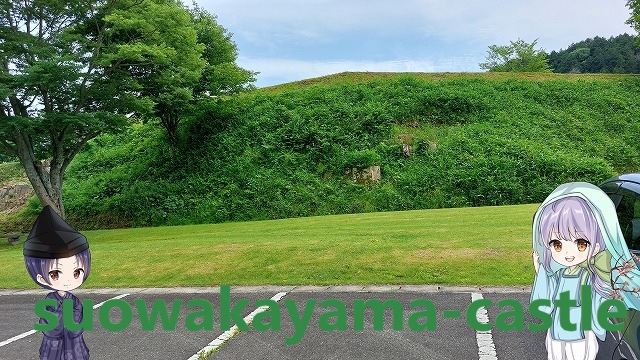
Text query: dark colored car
599 173 640 360
600 174 640 251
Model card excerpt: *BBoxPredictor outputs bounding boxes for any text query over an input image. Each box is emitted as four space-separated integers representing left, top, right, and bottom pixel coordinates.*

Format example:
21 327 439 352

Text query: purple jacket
38 291 89 360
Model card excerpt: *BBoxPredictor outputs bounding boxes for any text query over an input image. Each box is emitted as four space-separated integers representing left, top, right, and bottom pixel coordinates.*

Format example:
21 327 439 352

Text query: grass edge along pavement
0 203 538 289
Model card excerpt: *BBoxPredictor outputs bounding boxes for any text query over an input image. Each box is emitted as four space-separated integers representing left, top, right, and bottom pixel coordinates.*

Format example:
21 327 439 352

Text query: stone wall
0 182 34 214
349 165 381 184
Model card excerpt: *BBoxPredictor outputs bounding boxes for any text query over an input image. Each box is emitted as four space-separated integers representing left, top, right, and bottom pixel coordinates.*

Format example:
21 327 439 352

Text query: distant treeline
549 33 640 74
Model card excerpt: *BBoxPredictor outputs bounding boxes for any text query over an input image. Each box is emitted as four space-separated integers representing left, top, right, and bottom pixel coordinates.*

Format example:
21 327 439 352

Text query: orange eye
550 240 562 252
49 270 60 281
576 239 589 252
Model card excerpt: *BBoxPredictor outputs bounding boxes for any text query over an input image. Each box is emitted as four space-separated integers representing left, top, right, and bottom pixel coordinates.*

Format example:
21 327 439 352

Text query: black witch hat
23 206 89 259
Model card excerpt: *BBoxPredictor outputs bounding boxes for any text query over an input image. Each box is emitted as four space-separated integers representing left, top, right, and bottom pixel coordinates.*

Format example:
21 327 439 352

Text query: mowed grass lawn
0 204 539 289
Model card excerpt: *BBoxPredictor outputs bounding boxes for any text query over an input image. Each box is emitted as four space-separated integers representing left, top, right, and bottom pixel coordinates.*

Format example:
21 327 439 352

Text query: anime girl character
23 205 91 360
531 182 640 360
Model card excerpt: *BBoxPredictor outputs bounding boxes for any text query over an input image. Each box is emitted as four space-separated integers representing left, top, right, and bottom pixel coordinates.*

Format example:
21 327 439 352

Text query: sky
195 0 636 88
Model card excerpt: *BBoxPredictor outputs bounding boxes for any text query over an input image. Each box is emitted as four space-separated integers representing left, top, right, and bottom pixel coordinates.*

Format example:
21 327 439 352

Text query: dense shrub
62 73 640 228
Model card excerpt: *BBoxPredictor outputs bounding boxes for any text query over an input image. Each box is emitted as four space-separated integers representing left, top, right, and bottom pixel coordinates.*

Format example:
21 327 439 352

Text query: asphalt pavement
0 285 636 360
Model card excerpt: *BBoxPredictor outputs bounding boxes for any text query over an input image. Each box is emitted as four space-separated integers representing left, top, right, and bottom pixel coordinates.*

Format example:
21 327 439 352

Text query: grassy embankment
57 72 640 229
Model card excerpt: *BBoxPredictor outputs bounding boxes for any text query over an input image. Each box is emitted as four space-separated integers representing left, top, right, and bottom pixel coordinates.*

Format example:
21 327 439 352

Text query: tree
627 0 640 34
105 3 257 146
479 38 553 73
190 5 256 99
548 34 640 74
0 0 208 218
157 4 256 145
97 0 206 147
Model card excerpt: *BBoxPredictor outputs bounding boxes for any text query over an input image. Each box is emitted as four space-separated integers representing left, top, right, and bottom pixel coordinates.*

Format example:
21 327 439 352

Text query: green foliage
627 0 640 40
0 162 25 185
548 34 640 74
0 0 255 216
344 150 381 169
480 38 553 72
0 0 210 215
189 5 256 96
62 73 639 228
98 1 255 144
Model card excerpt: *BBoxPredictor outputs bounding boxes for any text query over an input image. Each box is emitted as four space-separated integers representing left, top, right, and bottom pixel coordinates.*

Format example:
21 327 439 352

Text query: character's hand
532 251 540 273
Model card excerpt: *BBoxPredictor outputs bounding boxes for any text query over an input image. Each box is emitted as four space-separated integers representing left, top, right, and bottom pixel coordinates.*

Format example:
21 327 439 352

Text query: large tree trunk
13 131 66 218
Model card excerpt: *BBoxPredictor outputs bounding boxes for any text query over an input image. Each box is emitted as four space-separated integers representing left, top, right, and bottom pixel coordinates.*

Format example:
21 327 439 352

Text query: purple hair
24 249 91 291
537 196 611 297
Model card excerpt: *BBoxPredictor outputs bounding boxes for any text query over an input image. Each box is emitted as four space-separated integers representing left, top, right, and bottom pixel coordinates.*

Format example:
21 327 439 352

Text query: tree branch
63 130 100 172
75 0 119 112
0 140 17 156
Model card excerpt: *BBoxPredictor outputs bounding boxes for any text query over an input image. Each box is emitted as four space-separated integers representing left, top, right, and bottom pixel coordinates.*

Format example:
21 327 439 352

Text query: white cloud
197 0 637 86
204 0 634 45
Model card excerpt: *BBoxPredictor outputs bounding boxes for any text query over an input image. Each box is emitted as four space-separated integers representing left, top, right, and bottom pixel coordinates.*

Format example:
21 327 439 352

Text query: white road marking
471 292 498 360
188 291 288 360
0 330 37 347
0 293 130 348
92 293 129 309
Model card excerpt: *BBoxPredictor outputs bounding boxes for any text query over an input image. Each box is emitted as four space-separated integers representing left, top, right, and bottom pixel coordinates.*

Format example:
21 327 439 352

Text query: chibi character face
548 235 597 267
25 249 91 292
535 193 613 300
36 254 87 292
539 195 605 269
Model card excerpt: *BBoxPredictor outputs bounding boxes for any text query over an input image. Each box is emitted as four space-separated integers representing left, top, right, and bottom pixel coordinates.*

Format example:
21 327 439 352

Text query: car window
616 194 640 250
609 193 623 208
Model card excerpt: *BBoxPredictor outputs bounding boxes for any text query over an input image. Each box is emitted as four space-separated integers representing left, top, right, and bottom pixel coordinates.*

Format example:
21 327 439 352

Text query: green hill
55 72 640 229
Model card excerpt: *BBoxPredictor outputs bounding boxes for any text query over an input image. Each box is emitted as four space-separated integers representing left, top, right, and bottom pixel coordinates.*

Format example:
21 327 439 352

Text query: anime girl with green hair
531 182 640 360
